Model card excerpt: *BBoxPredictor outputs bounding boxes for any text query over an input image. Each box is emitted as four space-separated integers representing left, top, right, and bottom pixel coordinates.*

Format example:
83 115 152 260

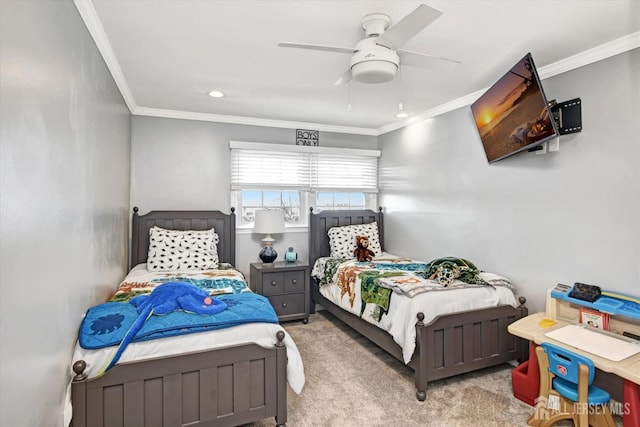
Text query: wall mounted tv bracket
548 98 582 135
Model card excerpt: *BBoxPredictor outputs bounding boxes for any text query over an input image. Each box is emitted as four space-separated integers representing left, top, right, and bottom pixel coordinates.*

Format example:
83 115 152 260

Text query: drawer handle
271 281 277 286
282 302 287 308
291 279 297 284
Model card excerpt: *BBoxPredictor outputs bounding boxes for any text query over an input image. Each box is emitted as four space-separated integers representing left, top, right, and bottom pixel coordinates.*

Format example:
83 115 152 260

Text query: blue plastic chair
527 342 615 427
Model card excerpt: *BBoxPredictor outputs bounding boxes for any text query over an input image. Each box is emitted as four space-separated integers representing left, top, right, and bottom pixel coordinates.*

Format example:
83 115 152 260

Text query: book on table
579 307 609 330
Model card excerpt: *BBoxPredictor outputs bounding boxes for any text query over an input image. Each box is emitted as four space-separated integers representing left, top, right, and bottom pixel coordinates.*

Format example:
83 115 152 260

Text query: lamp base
259 245 277 263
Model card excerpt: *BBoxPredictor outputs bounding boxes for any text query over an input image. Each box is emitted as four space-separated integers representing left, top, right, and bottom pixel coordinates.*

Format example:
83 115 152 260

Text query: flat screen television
470 53 558 163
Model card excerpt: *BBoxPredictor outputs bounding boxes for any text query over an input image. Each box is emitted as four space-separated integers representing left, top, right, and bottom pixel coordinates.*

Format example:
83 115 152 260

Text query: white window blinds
310 153 378 192
230 142 379 192
230 148 311 190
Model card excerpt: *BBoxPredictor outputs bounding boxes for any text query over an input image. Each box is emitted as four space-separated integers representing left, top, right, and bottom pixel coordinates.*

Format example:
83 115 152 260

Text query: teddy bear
353 235 375 262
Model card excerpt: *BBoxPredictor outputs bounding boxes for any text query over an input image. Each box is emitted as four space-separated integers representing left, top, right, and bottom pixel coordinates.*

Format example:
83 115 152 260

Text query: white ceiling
75 0 640 135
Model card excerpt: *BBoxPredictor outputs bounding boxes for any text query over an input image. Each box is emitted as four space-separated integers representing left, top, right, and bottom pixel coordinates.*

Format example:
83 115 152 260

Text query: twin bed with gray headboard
308 208 528 400
71 208 289 427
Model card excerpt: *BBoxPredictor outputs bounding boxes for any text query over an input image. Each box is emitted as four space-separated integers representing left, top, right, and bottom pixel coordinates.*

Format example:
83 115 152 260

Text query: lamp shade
253 209 285 234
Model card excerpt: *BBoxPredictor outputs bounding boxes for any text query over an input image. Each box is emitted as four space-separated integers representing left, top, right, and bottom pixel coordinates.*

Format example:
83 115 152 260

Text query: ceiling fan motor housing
350 38 399 84
360 13 390 37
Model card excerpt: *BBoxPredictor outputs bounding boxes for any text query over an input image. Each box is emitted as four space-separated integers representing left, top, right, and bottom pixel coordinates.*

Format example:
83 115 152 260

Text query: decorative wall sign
296 129 319 146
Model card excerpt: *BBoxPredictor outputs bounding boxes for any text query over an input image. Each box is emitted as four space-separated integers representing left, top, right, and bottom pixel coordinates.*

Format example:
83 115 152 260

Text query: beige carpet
245 310 622 427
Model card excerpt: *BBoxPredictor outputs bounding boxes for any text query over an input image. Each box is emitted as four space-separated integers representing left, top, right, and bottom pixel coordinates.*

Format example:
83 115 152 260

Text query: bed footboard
411 297 528 401
71 331 288 427
311 281 528 402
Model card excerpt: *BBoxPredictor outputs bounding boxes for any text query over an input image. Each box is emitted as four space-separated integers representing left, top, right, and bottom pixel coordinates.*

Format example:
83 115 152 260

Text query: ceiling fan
279 4 460 86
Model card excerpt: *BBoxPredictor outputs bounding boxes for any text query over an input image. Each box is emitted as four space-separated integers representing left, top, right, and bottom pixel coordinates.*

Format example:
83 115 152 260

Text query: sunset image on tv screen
471 54 556 162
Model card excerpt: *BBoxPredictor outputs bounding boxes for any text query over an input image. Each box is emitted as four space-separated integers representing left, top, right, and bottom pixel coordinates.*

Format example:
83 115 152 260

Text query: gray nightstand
250 261 309 323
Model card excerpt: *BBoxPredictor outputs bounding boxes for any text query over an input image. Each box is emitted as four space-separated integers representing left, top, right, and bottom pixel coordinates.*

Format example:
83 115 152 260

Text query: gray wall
379 49 640 313
131 116 378 276
0 2 131 426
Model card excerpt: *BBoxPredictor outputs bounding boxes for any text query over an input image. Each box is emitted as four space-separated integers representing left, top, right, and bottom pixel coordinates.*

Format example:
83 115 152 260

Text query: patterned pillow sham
147 226 220 271
327 222 382 259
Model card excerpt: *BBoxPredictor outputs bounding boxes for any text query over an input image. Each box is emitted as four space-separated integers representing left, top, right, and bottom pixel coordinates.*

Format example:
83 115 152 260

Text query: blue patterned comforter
80 292 278 349
79 264 278 349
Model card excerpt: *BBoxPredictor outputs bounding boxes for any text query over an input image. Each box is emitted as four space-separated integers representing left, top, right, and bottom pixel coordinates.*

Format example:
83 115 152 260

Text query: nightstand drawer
261 272 285 295
267 293 305 317
284 270 305 292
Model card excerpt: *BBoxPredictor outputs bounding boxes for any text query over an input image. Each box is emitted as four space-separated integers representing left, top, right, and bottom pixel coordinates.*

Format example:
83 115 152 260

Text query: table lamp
253 209 285 263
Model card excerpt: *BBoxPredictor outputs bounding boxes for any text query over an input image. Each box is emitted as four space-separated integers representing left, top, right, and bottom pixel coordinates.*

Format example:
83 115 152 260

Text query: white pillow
327 222 382 259
147 226 219 271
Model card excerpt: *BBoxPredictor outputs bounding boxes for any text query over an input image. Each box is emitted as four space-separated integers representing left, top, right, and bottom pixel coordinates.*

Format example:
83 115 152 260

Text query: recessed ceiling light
208 90 225 98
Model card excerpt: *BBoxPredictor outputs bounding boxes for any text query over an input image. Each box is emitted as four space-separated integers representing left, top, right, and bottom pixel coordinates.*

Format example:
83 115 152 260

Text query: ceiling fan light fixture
349 38 399 84
208 90 225 98
351 61 397 84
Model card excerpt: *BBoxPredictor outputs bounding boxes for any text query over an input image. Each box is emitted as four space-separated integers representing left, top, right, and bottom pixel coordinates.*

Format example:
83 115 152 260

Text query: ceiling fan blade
398 49 461 70
334 69 352 86
375 4 443 50
278 42 355 55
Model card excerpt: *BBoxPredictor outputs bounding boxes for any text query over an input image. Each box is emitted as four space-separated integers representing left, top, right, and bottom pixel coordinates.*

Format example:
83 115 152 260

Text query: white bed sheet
315 254 518 364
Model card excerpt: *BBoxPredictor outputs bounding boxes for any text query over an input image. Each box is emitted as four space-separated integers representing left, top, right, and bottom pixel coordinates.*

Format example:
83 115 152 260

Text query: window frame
230 141 380 229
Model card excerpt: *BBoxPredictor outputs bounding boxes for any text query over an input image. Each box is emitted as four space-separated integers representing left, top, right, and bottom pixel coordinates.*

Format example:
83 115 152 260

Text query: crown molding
73 0 137 113
538 31 640 80
376 32 640 136
133 107 379 136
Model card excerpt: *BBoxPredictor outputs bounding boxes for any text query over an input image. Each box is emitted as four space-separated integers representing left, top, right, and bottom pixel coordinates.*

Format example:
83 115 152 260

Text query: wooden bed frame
308 208 528 401
71 208 288 427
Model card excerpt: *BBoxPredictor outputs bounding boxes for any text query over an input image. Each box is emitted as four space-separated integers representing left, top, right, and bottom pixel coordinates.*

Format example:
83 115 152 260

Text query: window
240 190 301 224
230 141 380 227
